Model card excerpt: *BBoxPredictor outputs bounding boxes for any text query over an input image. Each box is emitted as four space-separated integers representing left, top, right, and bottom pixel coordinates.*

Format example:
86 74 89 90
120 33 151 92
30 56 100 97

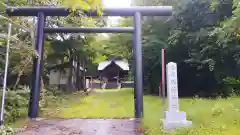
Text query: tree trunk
41 76 44 89
82 60 86 91
67 49 75 91
40 76 46 98
76 55 80 91
13 70 23 90
79 59 84 90
59 57 64 90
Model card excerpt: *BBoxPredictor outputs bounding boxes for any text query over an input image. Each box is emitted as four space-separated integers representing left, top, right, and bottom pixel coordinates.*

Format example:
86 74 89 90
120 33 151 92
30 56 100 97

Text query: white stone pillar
166 62 179 112
162 62 192 130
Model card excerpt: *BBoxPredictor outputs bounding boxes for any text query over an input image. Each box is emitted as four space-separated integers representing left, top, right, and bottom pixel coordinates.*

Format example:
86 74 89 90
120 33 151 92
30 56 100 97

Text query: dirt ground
14 118 144 135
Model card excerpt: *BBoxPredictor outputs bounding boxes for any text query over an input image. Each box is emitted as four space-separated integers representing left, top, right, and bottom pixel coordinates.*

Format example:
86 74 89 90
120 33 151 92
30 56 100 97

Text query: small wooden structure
98 60 129 89
48 62 86 90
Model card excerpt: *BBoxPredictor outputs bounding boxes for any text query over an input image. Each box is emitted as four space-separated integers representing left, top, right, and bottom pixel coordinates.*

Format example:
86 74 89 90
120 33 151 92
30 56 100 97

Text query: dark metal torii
5 6 172 119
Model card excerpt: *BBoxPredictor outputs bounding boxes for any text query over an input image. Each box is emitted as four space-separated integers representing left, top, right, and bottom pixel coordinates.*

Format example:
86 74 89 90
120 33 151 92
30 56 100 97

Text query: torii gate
5 6 172 119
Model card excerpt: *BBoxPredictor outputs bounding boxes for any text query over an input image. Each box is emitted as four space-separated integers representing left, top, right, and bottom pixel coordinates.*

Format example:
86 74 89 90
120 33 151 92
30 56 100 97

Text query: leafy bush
3 86 30 124
0 126 15 135
39 88 59 108
0 85 57 125
222 77 240 96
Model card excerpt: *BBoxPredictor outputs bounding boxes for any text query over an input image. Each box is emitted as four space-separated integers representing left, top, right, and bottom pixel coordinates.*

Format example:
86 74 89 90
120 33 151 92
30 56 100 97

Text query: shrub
0 126 15 135
3 87 30 124
222 77 240 96
0 85 57 125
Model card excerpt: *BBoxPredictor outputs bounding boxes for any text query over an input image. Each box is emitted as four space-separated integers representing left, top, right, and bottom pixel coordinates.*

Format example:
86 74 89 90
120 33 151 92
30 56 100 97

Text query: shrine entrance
5 6 172 119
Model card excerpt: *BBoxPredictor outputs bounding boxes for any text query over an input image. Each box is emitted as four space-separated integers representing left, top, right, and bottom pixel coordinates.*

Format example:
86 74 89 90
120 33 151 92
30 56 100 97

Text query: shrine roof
98 60 129 71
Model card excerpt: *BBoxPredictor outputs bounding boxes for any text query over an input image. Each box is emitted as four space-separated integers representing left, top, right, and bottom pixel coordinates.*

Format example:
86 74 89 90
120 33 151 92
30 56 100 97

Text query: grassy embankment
13 88 240 135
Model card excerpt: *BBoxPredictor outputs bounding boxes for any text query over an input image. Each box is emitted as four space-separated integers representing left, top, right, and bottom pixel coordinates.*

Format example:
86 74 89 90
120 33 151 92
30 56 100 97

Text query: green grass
143 95 240 135
57 89 134 118
14 88 240 135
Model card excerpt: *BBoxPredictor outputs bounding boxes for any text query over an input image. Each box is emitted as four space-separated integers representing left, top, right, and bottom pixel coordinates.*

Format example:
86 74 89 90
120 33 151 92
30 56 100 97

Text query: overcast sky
103 0 131 8
102 0 131 25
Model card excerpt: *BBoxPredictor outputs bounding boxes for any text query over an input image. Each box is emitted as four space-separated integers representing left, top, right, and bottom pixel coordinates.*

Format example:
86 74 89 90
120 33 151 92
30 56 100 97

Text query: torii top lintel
6 6 172 17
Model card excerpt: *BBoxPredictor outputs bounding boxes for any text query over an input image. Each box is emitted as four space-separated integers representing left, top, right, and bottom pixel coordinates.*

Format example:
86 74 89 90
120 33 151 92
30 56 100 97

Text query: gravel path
14 118 144 135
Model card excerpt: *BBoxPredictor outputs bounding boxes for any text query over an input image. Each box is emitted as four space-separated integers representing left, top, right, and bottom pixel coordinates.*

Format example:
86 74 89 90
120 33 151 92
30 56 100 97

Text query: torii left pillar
28 12 45 119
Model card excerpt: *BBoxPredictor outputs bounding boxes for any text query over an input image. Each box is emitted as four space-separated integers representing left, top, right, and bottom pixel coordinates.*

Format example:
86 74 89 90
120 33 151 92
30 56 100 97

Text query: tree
100 0 240 97
0 0 103 90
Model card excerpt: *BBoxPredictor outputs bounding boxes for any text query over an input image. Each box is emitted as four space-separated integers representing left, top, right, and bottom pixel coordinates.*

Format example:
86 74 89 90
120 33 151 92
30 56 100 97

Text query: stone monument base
161 111 192 130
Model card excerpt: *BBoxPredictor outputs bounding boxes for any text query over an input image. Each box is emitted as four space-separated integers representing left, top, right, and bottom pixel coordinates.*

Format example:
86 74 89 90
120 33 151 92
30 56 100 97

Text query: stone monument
162 62 192 130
